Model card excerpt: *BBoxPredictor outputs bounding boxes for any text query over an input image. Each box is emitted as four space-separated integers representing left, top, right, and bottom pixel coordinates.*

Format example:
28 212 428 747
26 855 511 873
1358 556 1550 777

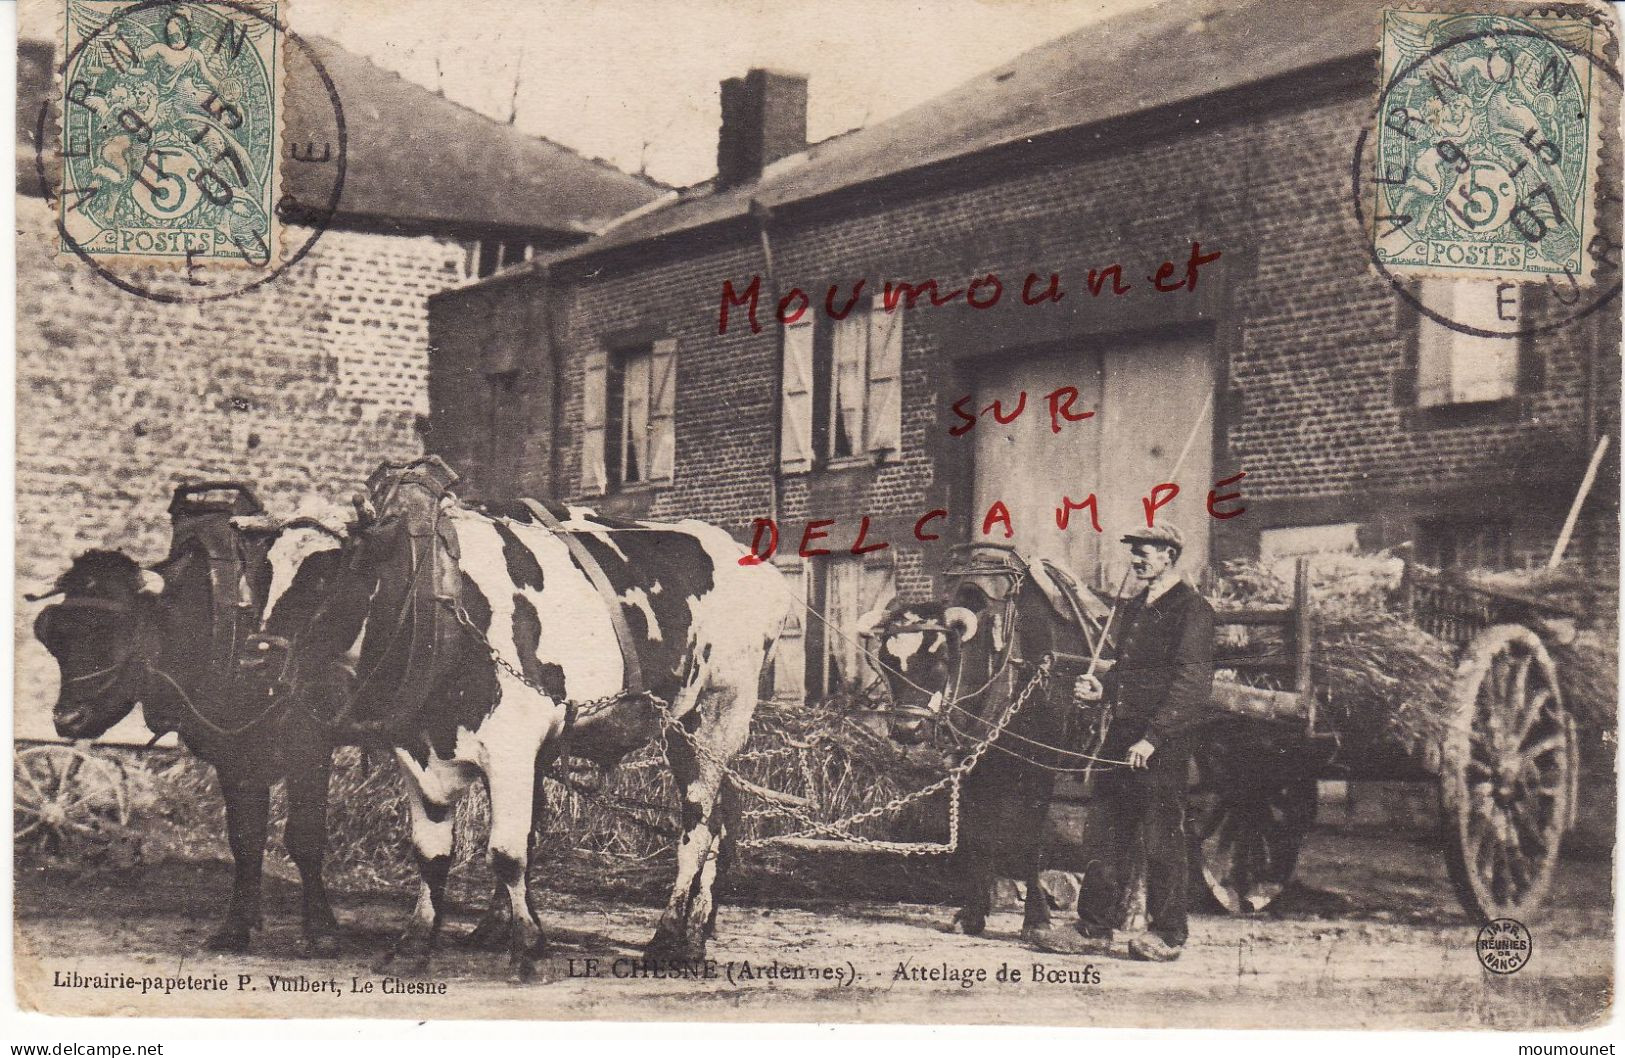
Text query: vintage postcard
11 0 1622 1033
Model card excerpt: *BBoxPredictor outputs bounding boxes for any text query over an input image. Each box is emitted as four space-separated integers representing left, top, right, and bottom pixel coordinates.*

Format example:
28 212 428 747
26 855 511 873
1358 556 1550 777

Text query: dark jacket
1107 579 1215 749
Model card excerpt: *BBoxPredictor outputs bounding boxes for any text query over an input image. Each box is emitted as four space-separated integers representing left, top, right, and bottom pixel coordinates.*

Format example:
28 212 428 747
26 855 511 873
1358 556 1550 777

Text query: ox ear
139 569 166 595
943 605 979 642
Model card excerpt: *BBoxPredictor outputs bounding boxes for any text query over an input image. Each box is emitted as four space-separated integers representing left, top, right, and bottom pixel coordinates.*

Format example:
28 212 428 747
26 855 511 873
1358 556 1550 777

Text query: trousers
1075 733 1190 946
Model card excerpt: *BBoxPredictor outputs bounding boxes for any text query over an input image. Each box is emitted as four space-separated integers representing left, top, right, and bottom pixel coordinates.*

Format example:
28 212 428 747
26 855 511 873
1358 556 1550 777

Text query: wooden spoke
1188 738 1315 915
17 761 48 801
1517 686 1554 741
1520 733 1569 763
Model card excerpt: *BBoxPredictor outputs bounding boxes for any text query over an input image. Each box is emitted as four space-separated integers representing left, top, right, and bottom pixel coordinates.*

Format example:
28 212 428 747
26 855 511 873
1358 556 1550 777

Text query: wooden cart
1186 558 1586 922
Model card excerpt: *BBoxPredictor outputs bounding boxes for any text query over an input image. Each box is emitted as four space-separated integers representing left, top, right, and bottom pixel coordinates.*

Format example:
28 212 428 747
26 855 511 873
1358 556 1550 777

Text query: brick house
426 0 1620 702
15 32 661 735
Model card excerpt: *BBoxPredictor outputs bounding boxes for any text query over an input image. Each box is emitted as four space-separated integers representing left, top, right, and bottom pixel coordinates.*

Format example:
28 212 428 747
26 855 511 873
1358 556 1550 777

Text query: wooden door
970 333 1212 585
972 348 1104 575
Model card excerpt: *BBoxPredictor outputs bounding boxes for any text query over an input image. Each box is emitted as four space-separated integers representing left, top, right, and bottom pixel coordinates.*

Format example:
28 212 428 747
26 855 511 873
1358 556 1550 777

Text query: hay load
1206 553 1457 751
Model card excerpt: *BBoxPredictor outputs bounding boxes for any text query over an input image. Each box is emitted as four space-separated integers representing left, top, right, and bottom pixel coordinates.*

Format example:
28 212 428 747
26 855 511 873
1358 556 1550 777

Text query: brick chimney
716 68 808 189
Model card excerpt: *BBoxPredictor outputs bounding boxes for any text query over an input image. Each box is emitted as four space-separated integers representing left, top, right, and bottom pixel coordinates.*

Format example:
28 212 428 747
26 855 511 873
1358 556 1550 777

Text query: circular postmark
1476 917 1532 974
1352 12 1622 338
35 0 347 303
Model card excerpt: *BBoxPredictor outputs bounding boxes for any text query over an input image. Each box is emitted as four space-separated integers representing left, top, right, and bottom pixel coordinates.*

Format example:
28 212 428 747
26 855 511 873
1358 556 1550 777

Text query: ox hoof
462 911 511 951
507 953 541 984
942 912 985 937
204 929 252 954
643 934 706 965
302 932 342 959
376 944 433 976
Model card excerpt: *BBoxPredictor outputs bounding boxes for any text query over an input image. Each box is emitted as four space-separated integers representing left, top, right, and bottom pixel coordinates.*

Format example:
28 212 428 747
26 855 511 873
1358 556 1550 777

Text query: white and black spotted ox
861 546 1109 940
32 506 354 956
289 458 790 979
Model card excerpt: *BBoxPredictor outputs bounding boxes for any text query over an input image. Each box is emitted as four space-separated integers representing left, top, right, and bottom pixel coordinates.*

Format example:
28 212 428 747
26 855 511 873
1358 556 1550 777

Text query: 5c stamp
59 0 283 269
1370 9 1608 284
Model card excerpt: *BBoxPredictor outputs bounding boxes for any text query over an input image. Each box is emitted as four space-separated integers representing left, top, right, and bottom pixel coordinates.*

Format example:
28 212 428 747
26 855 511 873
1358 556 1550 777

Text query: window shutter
646 338 678 483
866 295 902 456
780 320 815 473
579 349 608 494
771 557 807 702
1518 285 1547 394
1416 279 1454 408
482 295 522 376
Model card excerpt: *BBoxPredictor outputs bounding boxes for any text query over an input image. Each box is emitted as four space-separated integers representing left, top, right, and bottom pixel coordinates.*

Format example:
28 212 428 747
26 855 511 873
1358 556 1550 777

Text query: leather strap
519 499 644 697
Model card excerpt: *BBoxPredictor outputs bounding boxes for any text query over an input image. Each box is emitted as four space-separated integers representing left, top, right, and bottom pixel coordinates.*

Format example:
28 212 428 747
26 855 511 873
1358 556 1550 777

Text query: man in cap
1029 522 1214 962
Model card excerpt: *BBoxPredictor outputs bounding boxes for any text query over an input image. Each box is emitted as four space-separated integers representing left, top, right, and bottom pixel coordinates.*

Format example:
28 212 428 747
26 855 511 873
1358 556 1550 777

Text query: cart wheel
1441 624 1576 921
1188 740 1318 913
13 744 130 853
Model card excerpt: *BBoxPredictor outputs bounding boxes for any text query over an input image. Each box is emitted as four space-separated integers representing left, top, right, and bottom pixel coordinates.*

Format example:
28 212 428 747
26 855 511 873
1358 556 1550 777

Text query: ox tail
750 590 796 703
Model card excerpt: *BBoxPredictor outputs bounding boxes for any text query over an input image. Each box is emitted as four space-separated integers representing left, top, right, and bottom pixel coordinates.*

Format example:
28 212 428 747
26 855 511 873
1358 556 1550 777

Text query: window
1416 279 1520 406
466 239 532 279
1258 524 1361 563
779 294 901 473
1259 523 1362 581
798 555 896 700
579 339 676 493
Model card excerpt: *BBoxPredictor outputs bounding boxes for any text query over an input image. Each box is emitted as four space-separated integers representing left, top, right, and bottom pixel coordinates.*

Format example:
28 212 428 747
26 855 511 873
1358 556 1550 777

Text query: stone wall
16 193 461 737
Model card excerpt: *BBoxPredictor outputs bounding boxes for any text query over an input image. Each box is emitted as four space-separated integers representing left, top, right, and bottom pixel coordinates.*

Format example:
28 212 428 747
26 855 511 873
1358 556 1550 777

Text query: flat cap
1120 523 1185 551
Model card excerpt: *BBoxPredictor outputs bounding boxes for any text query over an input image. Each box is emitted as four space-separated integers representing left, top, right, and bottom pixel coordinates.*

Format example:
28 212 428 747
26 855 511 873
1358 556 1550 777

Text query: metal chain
438 593 1053 858
443 599 650 719
725 655 1054 854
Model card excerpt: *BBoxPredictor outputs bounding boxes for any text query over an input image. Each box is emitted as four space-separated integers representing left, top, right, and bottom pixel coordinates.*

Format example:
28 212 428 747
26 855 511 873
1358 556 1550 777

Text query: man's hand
1072 674 1104 703
1127 739 1156 769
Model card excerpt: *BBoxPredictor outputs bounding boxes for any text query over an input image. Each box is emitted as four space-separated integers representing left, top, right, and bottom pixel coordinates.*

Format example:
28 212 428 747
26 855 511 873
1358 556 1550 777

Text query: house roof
544 0 1386 265
17 32 664 235
283 36 665 236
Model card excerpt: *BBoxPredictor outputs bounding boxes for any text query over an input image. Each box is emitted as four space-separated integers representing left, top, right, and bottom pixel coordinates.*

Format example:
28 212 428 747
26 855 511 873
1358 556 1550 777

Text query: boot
1127 934 1182 962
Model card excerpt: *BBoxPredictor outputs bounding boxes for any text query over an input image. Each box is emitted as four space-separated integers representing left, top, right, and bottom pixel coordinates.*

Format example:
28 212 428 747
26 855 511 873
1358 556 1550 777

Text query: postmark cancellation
56 0 285 270
1370 7 1615 286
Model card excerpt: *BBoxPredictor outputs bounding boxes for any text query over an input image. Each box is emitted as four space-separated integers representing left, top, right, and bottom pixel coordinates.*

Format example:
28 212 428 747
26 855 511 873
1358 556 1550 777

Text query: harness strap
518 499 645 698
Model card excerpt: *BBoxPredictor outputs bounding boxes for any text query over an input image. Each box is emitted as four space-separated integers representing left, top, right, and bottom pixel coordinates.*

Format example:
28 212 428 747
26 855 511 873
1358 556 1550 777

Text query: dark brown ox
32 529 350 955
863 545 1110 939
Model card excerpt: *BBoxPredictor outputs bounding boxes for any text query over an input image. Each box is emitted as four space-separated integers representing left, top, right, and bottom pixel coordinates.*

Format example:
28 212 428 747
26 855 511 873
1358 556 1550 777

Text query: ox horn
943 606 979 642
139 569 166 595
854 606 891 638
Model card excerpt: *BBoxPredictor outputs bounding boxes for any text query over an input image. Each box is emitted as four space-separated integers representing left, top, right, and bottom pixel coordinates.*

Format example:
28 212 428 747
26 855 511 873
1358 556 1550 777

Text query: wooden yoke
345 456 465 730
165 481 271 685
519 498 645 699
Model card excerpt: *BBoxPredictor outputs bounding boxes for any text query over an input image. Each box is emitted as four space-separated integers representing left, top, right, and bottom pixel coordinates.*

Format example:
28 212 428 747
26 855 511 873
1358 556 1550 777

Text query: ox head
33 550 165 739
859 599 987 745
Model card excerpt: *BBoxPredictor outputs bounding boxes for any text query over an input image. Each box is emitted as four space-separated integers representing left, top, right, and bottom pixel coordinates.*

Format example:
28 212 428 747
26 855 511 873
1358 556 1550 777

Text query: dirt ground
13 825 1614 1029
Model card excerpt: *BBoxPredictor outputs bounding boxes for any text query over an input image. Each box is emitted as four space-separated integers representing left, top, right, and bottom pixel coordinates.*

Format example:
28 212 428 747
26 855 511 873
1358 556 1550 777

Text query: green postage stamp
58 0 283 268
1371 8 1609 284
